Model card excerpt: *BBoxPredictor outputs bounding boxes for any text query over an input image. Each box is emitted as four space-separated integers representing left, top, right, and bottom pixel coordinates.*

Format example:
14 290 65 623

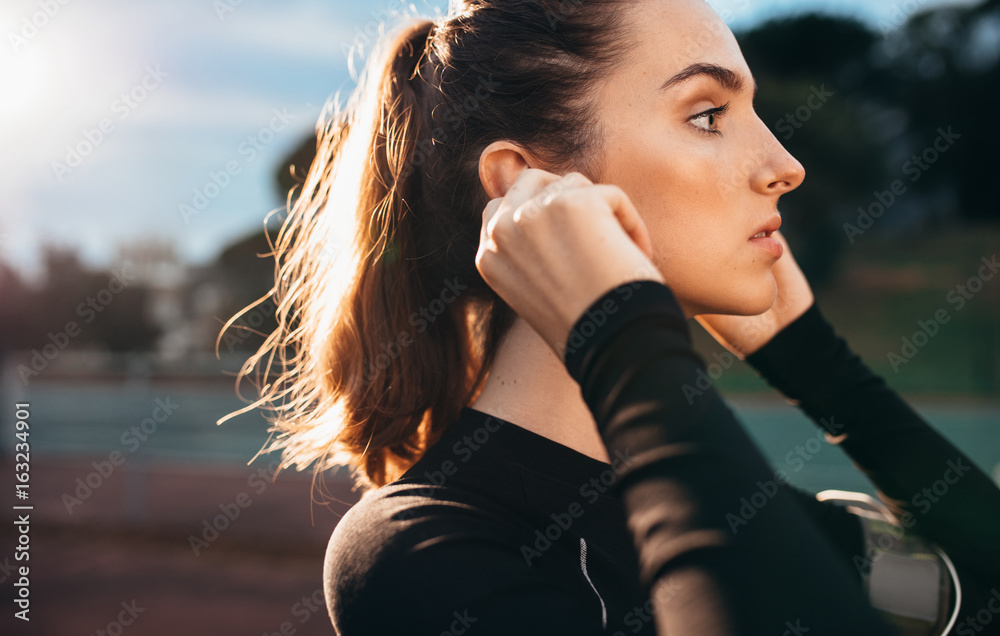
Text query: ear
478 141 537 200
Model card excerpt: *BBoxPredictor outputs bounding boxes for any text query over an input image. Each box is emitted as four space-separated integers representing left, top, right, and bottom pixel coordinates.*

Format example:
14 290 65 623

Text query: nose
749 119 806 196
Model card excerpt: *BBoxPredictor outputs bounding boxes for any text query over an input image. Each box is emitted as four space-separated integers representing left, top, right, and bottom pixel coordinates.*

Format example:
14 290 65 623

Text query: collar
430 405 619 493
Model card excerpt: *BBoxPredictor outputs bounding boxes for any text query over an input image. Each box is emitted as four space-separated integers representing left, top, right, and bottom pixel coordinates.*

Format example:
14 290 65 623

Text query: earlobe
478 141 533 199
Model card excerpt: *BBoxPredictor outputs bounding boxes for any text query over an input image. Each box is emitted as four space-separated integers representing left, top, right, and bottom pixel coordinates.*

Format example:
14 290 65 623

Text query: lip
748 235 783 259
749 215 782 240
748 215 783 259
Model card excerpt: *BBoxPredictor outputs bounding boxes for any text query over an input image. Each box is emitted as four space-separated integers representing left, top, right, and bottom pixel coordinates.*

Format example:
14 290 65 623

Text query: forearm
746 303 1000 583
564 280 896 635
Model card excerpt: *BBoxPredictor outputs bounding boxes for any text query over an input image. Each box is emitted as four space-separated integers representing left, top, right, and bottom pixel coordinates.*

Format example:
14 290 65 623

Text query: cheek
611 142 737 268
612 148 776 312
601 127 773 312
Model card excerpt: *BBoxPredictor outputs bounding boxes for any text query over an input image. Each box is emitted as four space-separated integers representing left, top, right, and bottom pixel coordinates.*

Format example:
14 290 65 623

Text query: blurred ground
0 454 358 636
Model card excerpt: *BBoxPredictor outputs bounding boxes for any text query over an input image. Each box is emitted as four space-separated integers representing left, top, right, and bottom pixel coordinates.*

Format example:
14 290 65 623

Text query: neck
469 316 611 465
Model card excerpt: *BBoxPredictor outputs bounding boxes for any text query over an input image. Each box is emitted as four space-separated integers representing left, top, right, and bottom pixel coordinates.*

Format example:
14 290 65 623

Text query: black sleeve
562 279 898 635
745 302 1000 588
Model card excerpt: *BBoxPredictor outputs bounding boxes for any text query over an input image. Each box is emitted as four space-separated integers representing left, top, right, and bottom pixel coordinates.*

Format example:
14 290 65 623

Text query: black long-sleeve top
323 279 1000 635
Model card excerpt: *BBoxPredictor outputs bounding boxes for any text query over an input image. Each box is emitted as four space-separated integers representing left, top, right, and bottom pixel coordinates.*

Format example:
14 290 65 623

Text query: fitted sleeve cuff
744 302 849 403
562 279 690 385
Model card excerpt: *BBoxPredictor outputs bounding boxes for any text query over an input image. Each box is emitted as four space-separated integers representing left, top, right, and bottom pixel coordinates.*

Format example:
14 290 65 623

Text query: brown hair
221 0 637 493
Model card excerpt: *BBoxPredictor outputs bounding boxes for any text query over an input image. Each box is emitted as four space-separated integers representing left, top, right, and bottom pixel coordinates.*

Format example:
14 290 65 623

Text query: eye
688 102 729 136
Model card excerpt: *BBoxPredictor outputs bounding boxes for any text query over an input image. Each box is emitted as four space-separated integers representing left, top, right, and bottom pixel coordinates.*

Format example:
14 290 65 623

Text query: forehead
619 0 749 83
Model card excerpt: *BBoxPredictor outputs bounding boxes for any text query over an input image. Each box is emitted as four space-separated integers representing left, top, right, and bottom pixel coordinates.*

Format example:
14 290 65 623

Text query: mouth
749 215 782 241
748 216 783 259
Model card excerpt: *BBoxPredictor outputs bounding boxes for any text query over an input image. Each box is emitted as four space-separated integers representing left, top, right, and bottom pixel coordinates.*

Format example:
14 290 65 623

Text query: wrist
753 302 814 355
744 302 843 400
563 278 688 383
556 266 667 361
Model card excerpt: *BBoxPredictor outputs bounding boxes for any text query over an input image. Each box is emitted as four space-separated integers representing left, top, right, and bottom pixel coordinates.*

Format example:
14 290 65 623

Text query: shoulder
324 479 520 561
322 481 514 633
322 481 600 636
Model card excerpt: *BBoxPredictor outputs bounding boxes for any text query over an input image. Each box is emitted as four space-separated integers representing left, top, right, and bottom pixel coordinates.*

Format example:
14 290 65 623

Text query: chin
688 276 777 317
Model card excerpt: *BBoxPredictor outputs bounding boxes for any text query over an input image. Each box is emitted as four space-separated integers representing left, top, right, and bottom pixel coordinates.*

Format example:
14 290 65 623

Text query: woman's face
591 0 806 317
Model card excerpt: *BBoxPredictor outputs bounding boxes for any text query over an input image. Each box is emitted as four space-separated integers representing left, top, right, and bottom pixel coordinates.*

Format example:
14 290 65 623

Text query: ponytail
221 19 509 493
221 2 634 494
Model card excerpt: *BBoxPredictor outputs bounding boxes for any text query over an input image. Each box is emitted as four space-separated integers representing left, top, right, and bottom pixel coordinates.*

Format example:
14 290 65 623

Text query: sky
0 0 986 282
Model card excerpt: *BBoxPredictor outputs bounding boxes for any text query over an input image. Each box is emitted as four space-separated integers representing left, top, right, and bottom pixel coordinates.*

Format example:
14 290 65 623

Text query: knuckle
523 192 554 220
513 202 538 224
563 171 592 186
475 253 494 281
524 167 555 185
474 246 489 269
491 214 518 241
482 198 501 220
559 188 595 210
507 169 539 194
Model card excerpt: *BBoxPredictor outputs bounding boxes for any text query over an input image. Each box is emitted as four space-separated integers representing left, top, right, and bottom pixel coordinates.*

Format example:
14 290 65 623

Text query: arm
745 302 1000 587
562 279 897 635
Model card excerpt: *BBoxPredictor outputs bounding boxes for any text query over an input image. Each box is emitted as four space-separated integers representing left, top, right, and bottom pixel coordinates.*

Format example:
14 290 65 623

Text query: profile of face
588 0 806 317
477 0 805 317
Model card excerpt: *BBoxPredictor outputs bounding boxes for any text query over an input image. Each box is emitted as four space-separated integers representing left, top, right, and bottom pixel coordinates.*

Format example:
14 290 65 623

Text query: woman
233 0 1000 633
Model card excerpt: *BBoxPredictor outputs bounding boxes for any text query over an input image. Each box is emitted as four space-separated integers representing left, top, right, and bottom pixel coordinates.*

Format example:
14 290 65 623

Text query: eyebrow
659 63 758 97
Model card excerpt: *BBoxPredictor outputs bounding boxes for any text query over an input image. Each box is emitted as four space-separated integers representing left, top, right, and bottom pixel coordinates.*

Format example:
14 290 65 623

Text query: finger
518 172 594 223
504 168 562 206
481 197 502 246
541 172 593 206
483 169 558 231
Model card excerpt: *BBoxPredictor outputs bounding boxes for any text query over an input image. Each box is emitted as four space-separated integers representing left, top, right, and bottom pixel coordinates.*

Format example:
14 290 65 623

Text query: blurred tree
4 244 161 353
736 3 1000 286
276 134 317 203
87 287 162 352
871 2 1000 222
0 261 33 351
738 16 889 286
209 230 278 355
207 130 305 356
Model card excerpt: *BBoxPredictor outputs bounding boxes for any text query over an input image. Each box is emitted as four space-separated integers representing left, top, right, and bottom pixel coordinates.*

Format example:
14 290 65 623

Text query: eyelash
688 102 730 136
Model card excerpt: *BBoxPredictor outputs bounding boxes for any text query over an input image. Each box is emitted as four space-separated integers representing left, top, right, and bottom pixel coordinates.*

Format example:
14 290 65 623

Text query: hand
475 169 665 360
696 230 815 358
